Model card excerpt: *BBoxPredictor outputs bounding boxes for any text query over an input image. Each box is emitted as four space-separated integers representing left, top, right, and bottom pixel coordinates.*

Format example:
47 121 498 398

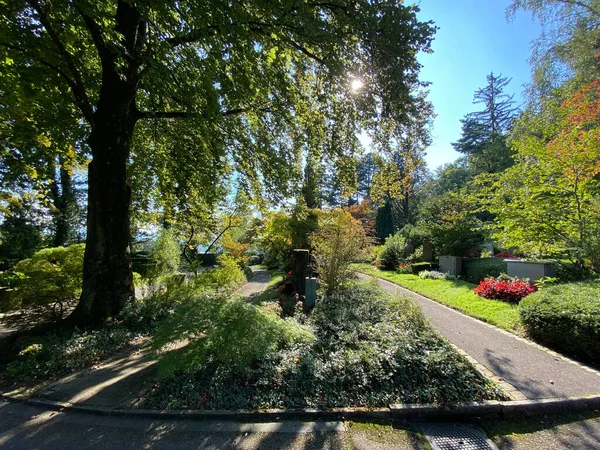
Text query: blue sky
414 0 542 171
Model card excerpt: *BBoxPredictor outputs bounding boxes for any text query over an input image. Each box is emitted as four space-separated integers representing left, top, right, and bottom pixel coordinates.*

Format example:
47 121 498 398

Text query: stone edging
2 393 600 422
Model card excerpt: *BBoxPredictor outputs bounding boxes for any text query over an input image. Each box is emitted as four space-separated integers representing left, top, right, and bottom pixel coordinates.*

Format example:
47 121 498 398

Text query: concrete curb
2 393 600 422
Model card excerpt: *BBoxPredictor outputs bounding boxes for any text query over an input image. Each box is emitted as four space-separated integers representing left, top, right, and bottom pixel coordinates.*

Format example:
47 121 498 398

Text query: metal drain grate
420 424 498 450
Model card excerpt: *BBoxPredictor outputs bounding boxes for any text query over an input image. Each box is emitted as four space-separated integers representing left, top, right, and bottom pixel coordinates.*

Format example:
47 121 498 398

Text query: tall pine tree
453 73 518 174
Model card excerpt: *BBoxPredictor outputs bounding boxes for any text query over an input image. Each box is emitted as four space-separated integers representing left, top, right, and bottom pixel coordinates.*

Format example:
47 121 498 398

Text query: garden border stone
2 393 600 422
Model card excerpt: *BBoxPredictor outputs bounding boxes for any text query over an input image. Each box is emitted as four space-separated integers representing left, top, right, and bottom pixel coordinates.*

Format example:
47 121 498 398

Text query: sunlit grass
351 263 523 335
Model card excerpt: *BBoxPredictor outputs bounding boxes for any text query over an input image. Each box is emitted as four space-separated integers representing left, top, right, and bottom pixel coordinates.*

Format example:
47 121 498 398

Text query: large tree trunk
69 78 137 326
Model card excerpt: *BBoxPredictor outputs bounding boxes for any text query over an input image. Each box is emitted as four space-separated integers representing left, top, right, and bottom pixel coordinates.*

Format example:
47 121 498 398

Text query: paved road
360 274 600 400
3 399 600 450
236 269 271 298
0 400 427 450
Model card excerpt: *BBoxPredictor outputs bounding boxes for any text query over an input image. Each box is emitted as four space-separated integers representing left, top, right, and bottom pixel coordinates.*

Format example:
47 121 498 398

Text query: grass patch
352 264 523 335
140 280 506 410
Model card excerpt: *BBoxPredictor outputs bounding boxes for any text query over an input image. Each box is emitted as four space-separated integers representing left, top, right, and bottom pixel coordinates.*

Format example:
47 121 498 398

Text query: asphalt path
359 274 600 400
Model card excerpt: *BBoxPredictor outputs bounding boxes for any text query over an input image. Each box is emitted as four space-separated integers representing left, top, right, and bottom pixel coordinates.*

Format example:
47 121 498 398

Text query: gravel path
359 274 600 400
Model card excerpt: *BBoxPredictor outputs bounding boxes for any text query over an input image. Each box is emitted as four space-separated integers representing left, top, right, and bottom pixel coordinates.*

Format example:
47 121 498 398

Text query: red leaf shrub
397 262 412 274
494 252 518 259
474 276 536 302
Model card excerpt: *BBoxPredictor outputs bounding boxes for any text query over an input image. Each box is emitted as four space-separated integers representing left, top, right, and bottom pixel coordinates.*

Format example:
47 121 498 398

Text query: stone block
506 260 555 282
439 255 462 276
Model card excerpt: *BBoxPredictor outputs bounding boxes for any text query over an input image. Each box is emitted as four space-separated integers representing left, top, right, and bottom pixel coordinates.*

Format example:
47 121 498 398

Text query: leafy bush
311 210 368 294
142 282 504 410
8 244 85 313
152 292 315 378
480 248 494 258
463 258 507 284
149 229 181 278
377 233 406 270
418 270 456 281
194 254 246 290
520 282 600 363
553 261 595 283
474 275 536 303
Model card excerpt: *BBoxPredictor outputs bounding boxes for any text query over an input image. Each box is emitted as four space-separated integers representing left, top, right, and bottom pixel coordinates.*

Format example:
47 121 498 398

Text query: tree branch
556 0 600 19
137 106 269 120
0 41 94 124
286 38 325 64
72 2 118 70
164 19 325 64
28 0 94 124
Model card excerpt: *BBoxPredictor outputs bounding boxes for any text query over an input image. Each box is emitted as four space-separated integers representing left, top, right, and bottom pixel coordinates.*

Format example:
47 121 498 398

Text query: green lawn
352 264 524 335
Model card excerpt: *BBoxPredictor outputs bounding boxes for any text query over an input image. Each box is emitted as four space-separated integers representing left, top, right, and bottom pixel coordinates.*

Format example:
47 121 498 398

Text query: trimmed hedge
519 282 600 364
463 258 507 284
410 262 438 275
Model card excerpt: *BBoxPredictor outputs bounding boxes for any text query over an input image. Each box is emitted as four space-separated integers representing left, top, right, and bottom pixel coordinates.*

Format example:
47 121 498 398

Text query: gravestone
439 255 462 276
506 260 554 283
404 239 414 257
422 239 433 262
304 277 317 311
292 249 310 296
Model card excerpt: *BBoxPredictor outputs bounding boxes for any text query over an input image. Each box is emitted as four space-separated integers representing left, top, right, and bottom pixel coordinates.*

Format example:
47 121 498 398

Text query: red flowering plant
474 274 536 303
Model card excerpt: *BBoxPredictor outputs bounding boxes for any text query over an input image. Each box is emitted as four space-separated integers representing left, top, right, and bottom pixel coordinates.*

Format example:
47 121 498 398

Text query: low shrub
410 262 437 274
480 249 494 258
194 254 246 290
553 261 595 283
377 233 406 270
474 275 536 303
463 258 507 284
418 270 456 281
152 293 315 378
520 282 600 363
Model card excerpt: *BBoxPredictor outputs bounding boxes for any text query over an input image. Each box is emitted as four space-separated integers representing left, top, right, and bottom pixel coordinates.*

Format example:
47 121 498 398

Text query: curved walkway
359 274 600 400
236 269 271 298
